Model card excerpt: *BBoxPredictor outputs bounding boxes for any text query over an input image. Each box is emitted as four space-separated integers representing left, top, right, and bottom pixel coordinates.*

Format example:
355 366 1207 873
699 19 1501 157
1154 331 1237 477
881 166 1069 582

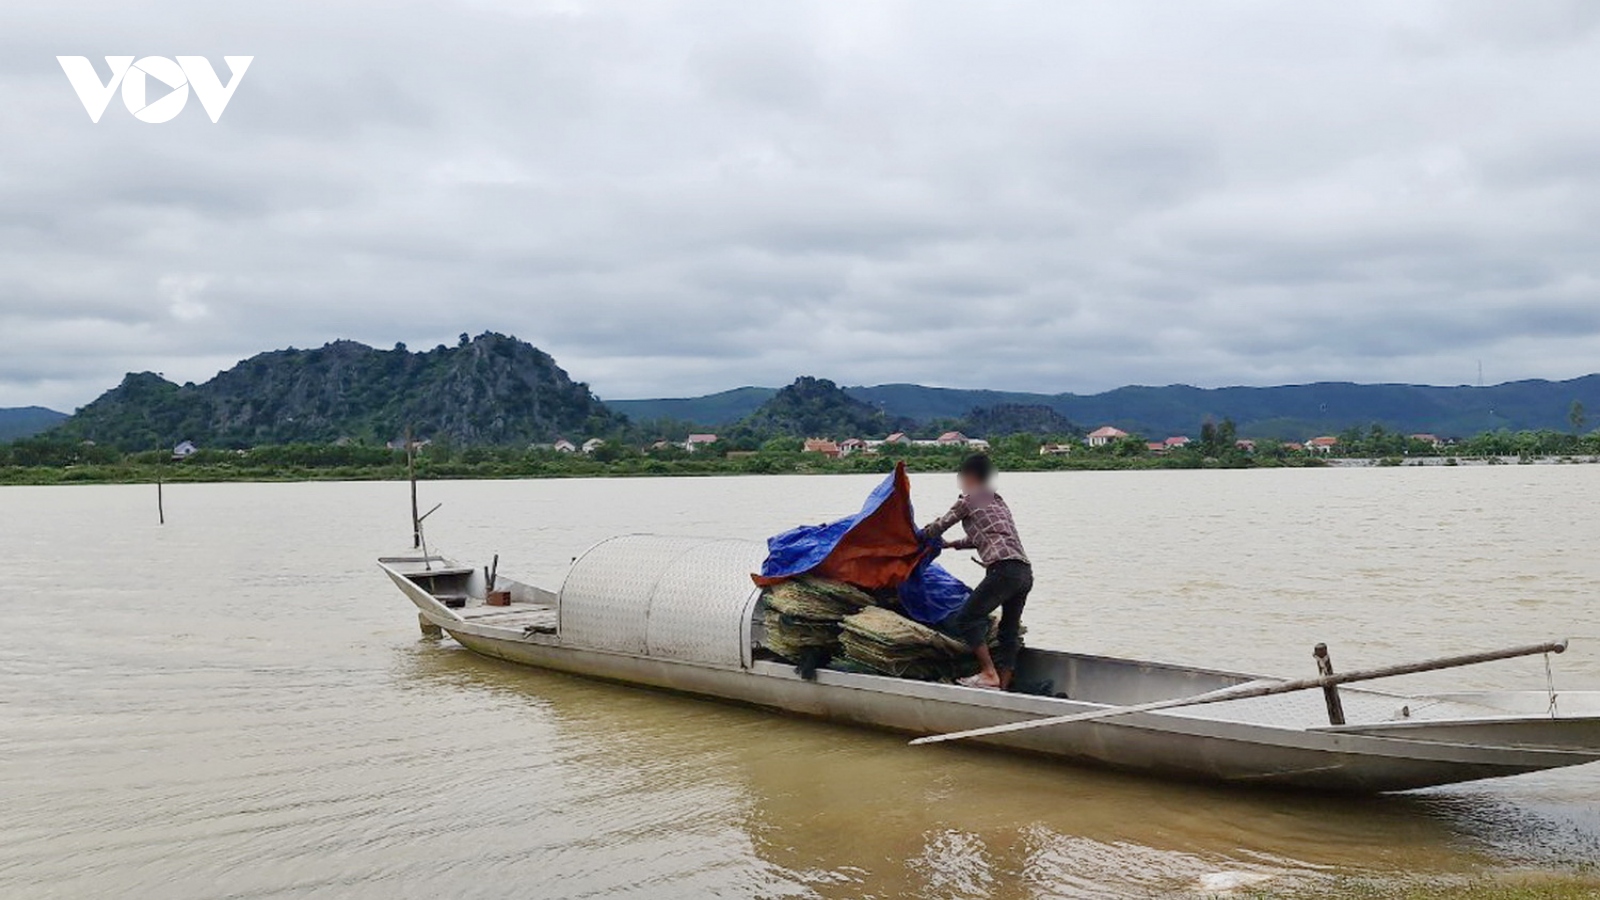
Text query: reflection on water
399 644 1593 899
0 470 1597 899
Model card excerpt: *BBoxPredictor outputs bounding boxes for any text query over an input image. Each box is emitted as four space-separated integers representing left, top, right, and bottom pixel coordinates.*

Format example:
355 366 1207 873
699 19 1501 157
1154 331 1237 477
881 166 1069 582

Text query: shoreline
7 453 1600 486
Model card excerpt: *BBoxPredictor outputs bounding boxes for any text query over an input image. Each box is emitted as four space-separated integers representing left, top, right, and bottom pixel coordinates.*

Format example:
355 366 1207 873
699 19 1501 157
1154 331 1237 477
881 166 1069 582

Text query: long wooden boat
381 534 1600 793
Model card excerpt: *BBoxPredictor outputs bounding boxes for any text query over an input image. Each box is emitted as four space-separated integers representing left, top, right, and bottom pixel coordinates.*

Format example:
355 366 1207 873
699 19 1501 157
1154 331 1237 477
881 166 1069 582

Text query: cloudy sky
4 1 1600 411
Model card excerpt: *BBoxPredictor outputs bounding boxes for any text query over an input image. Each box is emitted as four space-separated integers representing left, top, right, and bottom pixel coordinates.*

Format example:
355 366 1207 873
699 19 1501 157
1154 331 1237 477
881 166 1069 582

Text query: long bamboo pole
910 639 1569 746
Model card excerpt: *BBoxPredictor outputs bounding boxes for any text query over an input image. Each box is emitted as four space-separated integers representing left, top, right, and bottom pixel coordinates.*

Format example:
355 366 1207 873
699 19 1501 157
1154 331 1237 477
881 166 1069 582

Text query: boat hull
445 626 1597 793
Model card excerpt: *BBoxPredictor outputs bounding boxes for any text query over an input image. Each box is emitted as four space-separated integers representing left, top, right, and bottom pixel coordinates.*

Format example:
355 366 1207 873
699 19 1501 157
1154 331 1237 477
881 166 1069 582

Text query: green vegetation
15 410 1600 487
1318 424 1600 460
0 430 1328 486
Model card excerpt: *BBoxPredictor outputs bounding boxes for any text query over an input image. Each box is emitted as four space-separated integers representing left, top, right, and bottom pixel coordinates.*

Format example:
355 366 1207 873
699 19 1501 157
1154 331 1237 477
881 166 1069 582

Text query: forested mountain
954 404 1080 439
52 333 624 451
846 379 1600 440
730 377 909 439
0 407 67 442
620 378 1600 439
604 376 1600 435
606 387 776 425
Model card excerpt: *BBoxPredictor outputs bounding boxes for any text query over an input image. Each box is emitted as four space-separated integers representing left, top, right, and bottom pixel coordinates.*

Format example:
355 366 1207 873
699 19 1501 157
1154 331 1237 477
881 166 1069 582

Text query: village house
581 438 605 454
1039 443 1073 456
172 440 198 460
882 432 910 445
684 434 719 452
1235 439 1257 452
839 438 866 455
1164 436 1191 449
1146 441 1166 452
803 438 841 458
1086 426 1129 447
1282 441 1305 452
1409 434 1443 448
553 438 577 453
1307 436 1339 453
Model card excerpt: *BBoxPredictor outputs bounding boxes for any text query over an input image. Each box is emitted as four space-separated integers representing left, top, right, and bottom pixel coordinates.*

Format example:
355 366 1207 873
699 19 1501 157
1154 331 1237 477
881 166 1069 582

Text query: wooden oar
910 639 1568 746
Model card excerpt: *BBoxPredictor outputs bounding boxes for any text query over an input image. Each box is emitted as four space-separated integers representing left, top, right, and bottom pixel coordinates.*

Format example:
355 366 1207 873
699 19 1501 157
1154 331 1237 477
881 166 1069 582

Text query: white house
581 438 605 454
553 438 577 453
1039 443 1073 456
684 434 719 452
1086 426 1129 447
172 440 198 460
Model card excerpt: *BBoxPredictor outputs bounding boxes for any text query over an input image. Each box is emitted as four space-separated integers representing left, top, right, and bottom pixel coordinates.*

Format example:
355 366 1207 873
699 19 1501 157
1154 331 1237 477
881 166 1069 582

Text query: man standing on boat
920 453 1033 691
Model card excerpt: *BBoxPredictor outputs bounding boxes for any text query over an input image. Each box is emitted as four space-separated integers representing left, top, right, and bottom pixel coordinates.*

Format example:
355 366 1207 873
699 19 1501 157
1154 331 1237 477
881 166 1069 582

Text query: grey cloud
5 1 1600 410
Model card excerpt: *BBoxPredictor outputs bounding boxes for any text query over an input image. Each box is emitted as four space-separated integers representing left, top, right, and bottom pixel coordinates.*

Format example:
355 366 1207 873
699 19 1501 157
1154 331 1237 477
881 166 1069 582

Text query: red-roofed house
684 434 719 452
1146 441 1166 452
1087 426 1129 447
803 438 840 458
1235 439 1257 452
883 432 909 445
1409 434 1443 448
1164 436 1191 449
1307 436 1339 453
936 431 968 445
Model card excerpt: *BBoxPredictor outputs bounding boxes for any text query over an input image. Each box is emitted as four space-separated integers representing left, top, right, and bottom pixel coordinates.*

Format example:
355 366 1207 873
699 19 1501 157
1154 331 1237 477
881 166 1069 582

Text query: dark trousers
942 559 1032 671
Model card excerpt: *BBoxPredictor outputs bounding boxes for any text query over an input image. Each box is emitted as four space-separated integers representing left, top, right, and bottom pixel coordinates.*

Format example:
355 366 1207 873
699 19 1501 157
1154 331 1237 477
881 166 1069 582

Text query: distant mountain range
0 406 68 442
10 332 1600 448
611 378 1600 440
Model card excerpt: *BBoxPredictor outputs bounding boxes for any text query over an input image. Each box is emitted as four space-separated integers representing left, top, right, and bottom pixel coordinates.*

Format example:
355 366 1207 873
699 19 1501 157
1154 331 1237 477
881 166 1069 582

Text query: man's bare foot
958 673 1001 689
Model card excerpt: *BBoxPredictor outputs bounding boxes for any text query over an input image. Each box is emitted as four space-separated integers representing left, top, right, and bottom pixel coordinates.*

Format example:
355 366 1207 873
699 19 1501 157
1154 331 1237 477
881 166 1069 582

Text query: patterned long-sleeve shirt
921 489 1030 567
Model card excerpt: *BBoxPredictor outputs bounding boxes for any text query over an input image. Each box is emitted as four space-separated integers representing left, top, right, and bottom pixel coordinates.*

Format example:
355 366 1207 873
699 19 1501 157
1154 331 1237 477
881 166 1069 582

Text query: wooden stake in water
1314 643 1346 726
157 469 164 525
406 425 420 549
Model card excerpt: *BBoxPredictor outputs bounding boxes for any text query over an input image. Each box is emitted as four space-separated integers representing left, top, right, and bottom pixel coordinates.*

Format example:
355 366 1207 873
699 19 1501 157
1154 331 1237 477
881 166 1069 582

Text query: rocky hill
53 333 625 451
732 376 908 439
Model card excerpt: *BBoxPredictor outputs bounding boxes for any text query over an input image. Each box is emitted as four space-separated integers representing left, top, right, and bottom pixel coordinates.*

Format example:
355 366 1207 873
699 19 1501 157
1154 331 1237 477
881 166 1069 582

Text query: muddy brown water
2 468 1597 898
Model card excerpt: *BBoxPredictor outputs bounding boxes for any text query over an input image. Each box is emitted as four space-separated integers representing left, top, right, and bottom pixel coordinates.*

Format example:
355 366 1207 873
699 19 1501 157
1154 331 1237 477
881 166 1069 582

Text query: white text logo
57 56 253 123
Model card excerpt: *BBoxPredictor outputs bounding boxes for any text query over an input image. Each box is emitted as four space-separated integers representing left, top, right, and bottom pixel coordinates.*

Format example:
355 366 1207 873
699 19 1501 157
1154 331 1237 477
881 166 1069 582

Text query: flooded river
2 468 1598 898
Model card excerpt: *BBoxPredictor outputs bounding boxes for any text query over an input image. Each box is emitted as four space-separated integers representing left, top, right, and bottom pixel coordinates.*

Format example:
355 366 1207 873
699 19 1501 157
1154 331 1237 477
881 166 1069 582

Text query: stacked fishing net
760 577 997 682
838 606 993 681
759 578 874 663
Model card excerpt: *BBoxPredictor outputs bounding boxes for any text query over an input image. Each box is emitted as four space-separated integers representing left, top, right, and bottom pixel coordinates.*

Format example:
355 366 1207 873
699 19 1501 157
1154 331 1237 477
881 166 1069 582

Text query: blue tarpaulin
754 462 970 625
